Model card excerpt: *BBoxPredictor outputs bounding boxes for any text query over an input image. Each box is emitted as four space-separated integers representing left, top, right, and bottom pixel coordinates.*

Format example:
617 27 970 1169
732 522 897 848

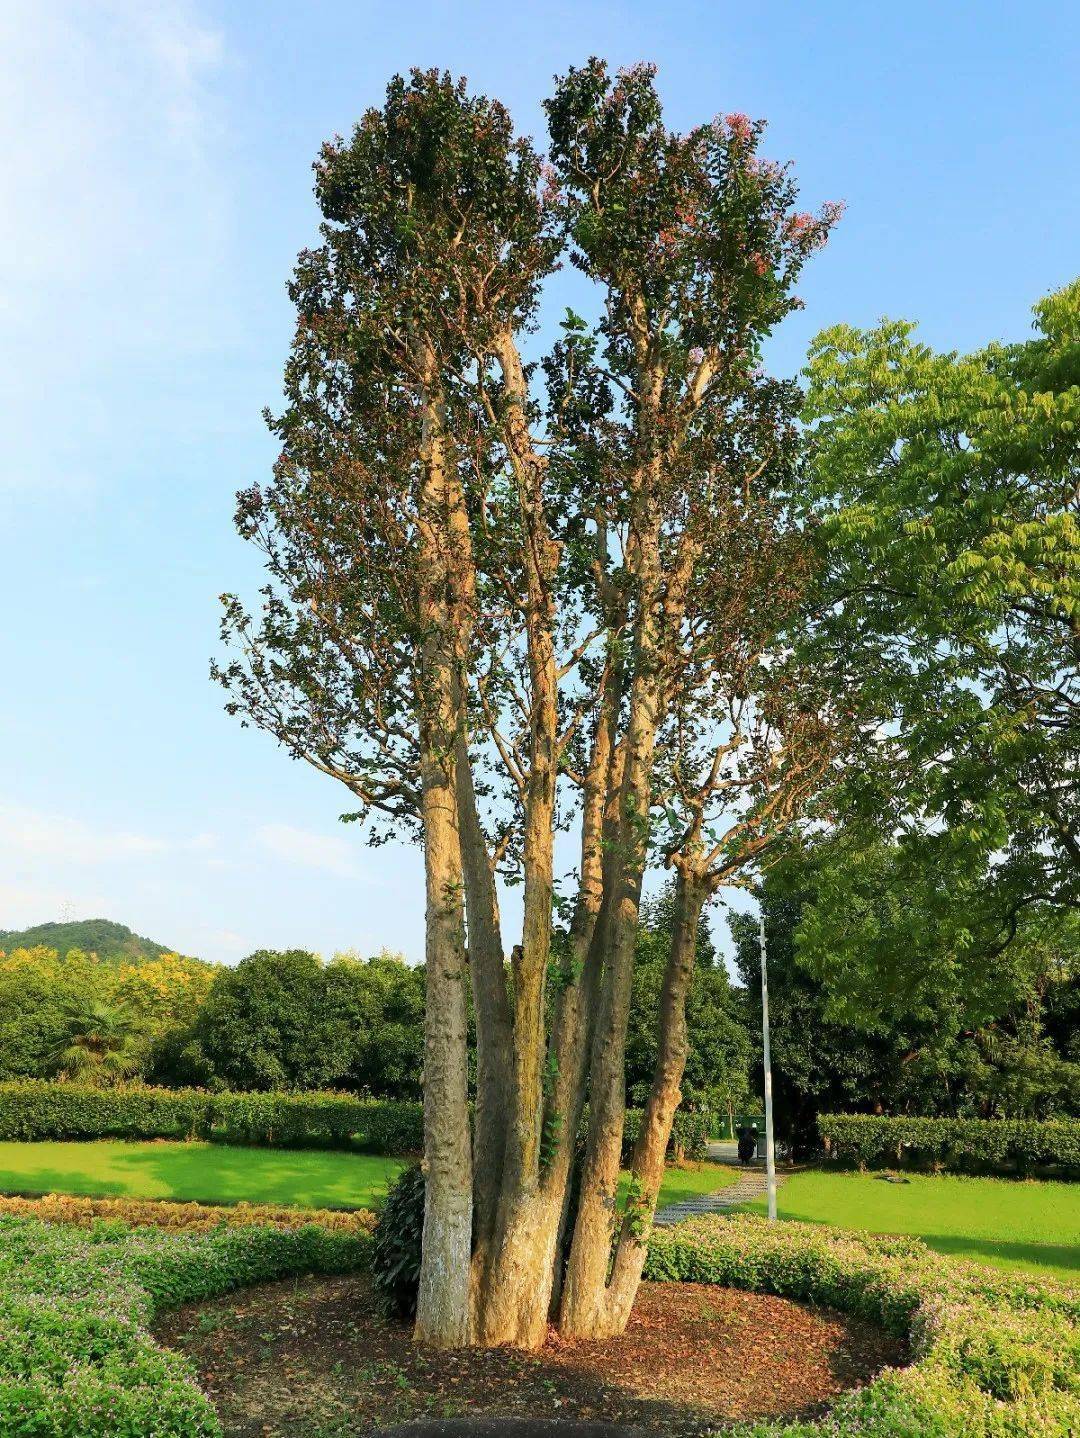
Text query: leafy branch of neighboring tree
800 281 1080 952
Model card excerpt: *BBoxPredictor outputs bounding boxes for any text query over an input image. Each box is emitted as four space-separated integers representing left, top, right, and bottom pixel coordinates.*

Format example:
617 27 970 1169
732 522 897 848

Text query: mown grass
735 1168 1080 1284
0 1139 404 1211
0 1140 737 1217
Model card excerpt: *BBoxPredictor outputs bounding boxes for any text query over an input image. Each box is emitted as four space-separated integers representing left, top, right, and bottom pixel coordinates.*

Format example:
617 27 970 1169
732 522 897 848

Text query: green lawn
737 1169 1080 1285
0 1141 736 1216
619 1160 737 1208
0 1141 404 1211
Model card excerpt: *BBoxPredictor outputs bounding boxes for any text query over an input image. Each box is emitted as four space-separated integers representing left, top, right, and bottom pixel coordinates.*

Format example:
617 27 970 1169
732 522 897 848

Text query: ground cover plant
155 1214 1079 1435
0 1212 369 1436
0 1192 376 1233
736 1169 1080 1285
645 1215 1080 1436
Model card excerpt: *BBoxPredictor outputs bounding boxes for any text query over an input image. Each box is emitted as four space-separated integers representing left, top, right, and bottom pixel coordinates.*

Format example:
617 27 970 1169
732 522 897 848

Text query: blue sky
1 0 1077 966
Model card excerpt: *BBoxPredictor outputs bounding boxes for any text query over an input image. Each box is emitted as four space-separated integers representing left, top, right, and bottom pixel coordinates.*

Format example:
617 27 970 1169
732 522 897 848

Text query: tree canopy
217 60 845 1348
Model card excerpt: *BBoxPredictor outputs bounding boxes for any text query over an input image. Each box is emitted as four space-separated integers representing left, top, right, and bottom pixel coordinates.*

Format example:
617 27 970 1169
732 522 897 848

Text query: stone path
652 1163 785 1228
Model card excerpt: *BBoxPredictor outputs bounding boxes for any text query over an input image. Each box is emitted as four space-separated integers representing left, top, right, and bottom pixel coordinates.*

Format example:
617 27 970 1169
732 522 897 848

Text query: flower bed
0 1191 375 1234
646 1215 1080 1436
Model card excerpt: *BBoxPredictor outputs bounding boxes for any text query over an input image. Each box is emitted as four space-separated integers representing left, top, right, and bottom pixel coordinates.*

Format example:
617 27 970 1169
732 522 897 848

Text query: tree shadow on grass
105 1142 401 1210
914 1232 1079 1283
0 1165 128 1198
0 1142 402 1211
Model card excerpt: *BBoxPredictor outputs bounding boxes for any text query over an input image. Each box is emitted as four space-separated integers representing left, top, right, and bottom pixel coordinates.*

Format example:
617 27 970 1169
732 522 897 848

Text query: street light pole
758 907 777 1221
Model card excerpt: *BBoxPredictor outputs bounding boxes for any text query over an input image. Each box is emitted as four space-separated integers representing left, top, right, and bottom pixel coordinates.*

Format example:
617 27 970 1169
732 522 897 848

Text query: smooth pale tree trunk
468 332 563 1349
559 667 662 1336
413 341 475 1349
415 733 474 1348
601 867 707 1330
455 732 513 1321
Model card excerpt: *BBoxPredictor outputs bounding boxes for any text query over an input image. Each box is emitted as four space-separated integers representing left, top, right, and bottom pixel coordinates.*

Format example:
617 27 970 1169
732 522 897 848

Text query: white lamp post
758 907 778 1221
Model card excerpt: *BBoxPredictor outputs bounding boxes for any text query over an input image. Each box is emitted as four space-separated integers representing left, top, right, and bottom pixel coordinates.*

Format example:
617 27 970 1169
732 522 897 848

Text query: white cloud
0 879 113 931
193 926 248 956
254 823 360 879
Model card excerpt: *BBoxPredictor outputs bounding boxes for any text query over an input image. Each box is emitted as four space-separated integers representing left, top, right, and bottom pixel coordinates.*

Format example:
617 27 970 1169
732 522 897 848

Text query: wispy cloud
255 823 361 879
0 802 169 864
0 801 217 866
0 879 114 932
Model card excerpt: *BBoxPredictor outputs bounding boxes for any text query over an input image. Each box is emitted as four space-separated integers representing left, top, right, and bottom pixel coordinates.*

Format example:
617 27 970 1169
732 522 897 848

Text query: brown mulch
154 1273 907 1436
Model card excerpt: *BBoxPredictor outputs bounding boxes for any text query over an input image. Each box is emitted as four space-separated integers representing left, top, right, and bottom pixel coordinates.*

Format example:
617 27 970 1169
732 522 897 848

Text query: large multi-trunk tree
217 60 843 1348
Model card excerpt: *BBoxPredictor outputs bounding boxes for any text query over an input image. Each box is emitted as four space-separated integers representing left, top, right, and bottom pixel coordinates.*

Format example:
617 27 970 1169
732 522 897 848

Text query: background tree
732 856 1080 1148
48 997 142 1085
174 949 426 1095
802 281 1080 952
627 885 750 1122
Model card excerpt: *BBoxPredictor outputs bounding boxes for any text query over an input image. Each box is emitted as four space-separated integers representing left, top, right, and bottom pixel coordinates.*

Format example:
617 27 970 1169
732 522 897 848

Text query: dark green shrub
370 1163 425 1320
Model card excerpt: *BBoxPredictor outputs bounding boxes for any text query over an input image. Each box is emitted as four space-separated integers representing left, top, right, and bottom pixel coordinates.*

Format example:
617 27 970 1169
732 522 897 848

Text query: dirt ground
155 1272 907 1436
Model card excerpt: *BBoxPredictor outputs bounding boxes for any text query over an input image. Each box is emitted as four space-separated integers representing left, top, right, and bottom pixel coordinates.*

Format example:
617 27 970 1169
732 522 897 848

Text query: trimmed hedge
0 1081 422 1155
0 1213 370 1436
0 1081 709 1162
818 1112 1080 1176
646 1214 1080 1436
622 1105 710 1163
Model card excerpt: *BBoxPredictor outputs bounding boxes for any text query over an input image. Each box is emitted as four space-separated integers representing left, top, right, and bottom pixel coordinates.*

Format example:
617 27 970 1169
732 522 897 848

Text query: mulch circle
154 1272 907 1436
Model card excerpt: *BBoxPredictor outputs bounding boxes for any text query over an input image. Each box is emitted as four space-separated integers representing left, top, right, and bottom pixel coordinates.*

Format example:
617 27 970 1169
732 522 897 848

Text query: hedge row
0 1081 710 1162
818 1112 1080 1175
0 1213 371 1436
0 1082 420 1154
646 1214 1080 1436
0 1192 375 1234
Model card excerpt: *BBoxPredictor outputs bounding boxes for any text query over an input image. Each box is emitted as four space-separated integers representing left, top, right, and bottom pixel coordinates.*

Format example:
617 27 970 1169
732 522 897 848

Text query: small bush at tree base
371 1163 425 1320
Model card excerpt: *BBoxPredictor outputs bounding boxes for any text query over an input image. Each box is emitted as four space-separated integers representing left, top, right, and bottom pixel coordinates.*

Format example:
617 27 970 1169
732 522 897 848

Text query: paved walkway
653 1147 785 1228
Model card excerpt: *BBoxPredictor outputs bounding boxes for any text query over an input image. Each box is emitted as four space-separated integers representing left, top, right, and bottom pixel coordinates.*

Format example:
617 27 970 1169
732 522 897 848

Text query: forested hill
0 919 177 961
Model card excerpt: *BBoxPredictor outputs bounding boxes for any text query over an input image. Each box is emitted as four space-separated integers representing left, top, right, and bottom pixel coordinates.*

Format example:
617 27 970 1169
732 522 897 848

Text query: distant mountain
0 919 178 962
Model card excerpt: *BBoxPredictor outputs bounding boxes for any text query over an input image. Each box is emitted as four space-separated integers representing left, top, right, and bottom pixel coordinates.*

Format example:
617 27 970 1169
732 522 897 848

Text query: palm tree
49 998 143 1085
